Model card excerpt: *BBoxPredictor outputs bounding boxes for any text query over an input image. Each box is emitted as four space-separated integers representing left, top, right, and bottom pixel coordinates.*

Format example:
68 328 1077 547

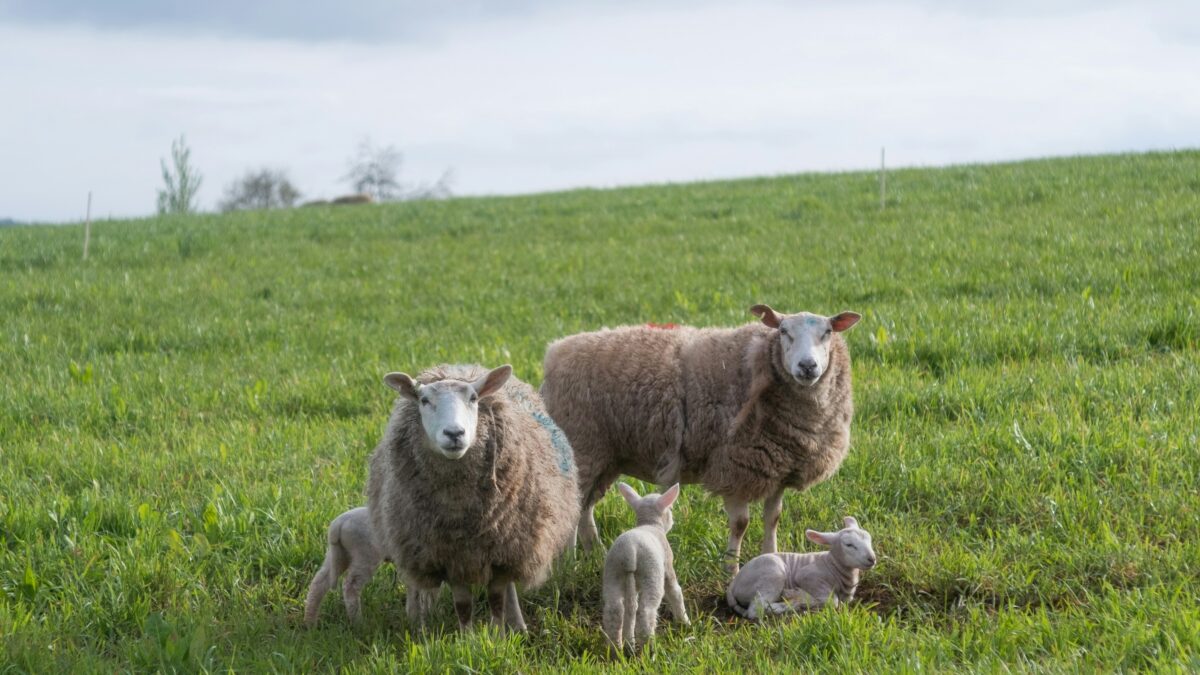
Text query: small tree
218 169 302 212
156 135 203 215
343 138 402 201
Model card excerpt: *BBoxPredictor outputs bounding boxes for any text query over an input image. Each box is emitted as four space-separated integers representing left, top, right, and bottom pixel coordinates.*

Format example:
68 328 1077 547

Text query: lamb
303 507 384 626
367 364 580 632
541 304 861 573
726 516 876 619
601 483 690 652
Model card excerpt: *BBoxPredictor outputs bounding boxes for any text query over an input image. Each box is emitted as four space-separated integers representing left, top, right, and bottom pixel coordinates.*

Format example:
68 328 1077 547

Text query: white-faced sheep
726 516 876 618
367 364 580 632
303 507 383 626
541 304 860 573
602 482 689 652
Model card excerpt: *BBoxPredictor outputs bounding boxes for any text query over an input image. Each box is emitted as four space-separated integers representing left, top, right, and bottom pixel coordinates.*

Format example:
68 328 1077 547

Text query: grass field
2 150 1199 672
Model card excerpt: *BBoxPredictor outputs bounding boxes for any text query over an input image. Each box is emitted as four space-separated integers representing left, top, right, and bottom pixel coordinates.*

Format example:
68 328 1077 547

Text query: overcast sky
1 1 1198 222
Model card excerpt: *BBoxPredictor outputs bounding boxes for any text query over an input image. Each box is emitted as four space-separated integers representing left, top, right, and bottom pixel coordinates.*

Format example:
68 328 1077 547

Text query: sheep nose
795 360 818 378
444 428 465 442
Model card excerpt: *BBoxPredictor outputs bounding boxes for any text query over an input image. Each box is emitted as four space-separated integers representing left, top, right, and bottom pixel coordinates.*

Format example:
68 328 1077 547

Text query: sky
1 0 1198 222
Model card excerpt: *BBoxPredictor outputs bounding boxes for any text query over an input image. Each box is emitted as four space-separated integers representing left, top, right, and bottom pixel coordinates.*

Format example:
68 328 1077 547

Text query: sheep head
384 365 512 460
750 304 861 387
618 482 681 531
805 516 877 570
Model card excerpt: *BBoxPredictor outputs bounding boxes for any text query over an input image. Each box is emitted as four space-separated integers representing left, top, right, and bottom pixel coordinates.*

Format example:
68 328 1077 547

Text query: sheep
601 482 690 652
726 516 876 619
303 507 384 626
541 304 861 573
367 364 580 632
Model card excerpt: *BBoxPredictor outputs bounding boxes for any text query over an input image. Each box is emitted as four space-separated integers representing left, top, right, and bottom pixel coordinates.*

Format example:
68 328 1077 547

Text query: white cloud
1 1 1198 221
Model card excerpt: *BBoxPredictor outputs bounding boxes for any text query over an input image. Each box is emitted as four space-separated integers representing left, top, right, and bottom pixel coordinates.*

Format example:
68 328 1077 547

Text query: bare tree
342 138 402 201
407 168 455 201
156 135 203 215
218 169 302 212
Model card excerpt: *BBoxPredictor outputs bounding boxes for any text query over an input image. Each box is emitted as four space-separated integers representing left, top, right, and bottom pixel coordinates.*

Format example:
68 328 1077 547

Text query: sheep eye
780 329 789 339
469 393 478 403
846 543 856 549
420 397 430 406
823 329 832 339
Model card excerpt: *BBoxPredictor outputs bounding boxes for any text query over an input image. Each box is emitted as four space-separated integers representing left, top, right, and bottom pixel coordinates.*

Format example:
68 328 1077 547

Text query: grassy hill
2 151 1198 672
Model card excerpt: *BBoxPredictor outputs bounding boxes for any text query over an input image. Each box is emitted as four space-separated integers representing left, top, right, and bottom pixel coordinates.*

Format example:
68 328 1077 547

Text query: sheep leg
761 488 786 554
577 470 618 553
723 497 751 574
504 582 527 632
486 578 508 633
405 583 438 629
303 541 349 626
341 558 379 624
664 564 690 625
451 584 474 631
578 502 601 552
633 579 663 649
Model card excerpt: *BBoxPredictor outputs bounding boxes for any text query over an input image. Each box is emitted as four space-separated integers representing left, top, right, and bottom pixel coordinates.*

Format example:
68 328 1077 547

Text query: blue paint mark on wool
506 386 575 475
532 411 576 476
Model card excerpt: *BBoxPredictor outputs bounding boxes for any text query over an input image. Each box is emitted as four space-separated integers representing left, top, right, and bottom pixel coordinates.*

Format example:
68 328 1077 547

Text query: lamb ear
750 304 782 329
617 482 641 507
806 529 834 546
657 483 681 511
843 516 859 529
384 372 420 401
472 364 512 399
830 312 861 332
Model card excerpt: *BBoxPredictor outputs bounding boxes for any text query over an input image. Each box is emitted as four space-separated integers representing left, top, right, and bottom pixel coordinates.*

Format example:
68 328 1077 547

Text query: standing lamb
601 482 689 652
726 516 876 619
541 304 860 573
367 364 580 632
303 507 383 626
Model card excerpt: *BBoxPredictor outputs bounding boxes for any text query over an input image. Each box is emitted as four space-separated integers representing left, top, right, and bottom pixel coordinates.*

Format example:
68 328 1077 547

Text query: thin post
83 191 93 260
879 147 886 210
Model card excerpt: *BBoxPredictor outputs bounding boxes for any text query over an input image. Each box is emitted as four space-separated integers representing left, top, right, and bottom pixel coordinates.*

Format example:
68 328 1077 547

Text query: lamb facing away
367 364 580 632
602 483 689 652
726 516 876 619
541 304 861 572
303 507 384 626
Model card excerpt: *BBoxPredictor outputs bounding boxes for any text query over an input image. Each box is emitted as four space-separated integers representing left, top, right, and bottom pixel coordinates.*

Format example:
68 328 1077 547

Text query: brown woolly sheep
367 364 579 631
541 304 860 573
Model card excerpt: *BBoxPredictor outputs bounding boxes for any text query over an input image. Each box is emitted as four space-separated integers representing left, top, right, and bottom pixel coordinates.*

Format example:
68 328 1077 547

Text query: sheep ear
473 364 512 399
657 483 681 511
806 529 834 546
750 304 782 329
830 312 861 332
843 516 859 529
384 372 420 401
617 482 641 507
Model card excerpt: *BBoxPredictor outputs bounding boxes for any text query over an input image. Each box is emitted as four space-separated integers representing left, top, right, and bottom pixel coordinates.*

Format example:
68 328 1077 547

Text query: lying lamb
367 364 579 632
602 483 689 652
726 516 876 619
542 304 861 572
303 507 383 626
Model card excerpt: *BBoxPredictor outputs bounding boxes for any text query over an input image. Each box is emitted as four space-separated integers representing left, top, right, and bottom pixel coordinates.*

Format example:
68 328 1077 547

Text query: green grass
2 150 1199 672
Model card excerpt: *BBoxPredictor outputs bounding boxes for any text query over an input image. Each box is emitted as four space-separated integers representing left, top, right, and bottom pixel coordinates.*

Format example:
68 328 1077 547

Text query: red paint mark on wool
645 322 679 330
